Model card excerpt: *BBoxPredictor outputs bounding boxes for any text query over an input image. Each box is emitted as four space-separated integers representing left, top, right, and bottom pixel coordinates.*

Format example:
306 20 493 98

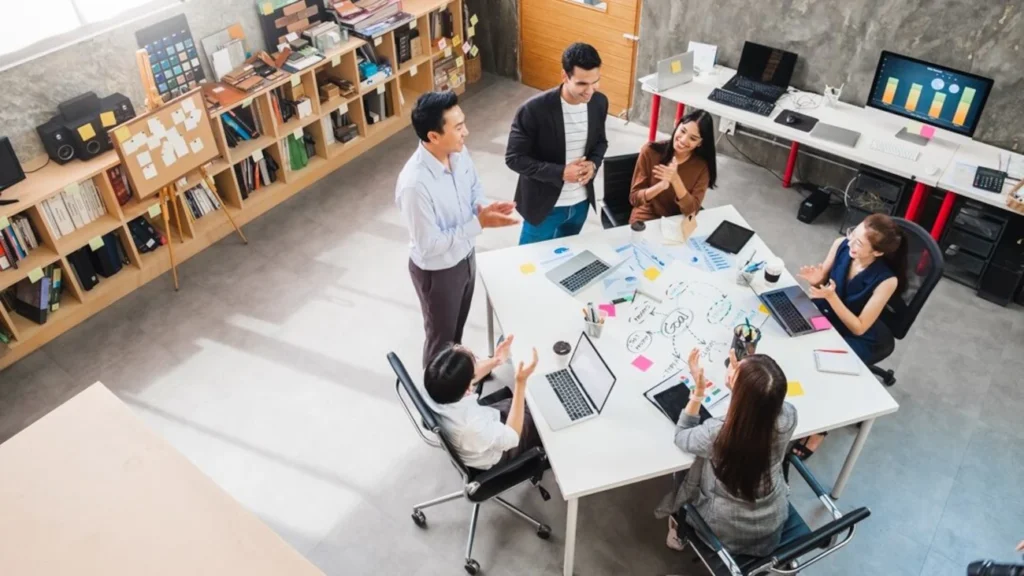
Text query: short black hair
424 345 475 404
562 43 601 76
411 91 459 142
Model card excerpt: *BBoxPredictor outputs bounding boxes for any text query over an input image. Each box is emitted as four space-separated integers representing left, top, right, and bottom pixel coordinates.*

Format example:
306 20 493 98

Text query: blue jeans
518 200 589 245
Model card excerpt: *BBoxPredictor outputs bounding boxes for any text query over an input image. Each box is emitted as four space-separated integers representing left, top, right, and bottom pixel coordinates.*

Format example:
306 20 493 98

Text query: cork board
111 89 219 199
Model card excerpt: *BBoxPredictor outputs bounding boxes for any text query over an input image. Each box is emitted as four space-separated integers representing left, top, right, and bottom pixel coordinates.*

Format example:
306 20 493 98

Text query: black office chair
866 217 944 386
600 153 639 228
387 352 552 575
675 454 871 576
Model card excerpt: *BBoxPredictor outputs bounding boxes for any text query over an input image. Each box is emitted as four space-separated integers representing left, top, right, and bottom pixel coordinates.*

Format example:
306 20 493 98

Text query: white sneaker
666 517 686 551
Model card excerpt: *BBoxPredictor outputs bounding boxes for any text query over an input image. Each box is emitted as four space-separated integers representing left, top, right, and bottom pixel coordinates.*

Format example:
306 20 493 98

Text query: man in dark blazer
505 43 609 245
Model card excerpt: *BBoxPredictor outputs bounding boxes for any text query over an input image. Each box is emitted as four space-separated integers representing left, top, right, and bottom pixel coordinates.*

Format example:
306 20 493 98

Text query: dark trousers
491 398 542 465
409 253 476 368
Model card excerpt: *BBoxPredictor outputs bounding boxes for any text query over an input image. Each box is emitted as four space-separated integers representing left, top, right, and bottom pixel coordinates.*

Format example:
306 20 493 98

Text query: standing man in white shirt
506 43 609 245
396 91 518 367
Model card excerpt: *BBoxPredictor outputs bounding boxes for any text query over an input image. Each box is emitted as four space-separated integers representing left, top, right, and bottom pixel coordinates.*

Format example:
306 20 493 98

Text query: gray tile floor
2 75 1022 575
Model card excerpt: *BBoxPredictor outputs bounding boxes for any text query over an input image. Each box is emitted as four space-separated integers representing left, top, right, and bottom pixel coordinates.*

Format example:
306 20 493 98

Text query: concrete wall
630 0 1023 188
464 0 520 79
0 0 264 162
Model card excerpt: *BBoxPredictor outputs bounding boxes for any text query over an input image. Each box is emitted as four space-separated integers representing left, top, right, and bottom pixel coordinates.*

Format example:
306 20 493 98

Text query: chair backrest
387 352 472 479
880 218 944 339
602 153 639 214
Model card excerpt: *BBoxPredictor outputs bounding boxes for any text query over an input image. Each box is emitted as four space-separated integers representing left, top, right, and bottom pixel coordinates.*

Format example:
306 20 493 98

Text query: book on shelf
41 181 108 240
49 266 62 312
67 246 99 292
107 165 133 206
127 216 165 254
333 0 401 31
89 232 128 279
10 266 53 325
234 154 279 199
221 105 262 148
182 180 223 220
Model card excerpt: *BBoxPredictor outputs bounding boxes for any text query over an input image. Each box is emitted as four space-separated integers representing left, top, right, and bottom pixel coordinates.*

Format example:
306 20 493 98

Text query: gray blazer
656 402 798 557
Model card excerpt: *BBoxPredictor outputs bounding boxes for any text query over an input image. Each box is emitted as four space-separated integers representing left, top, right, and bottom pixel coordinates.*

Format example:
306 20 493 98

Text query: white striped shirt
556 98 589 207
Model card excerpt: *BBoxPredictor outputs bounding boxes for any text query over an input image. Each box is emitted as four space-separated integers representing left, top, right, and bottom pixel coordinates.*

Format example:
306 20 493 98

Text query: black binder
89 232 126 278
67 246 99 291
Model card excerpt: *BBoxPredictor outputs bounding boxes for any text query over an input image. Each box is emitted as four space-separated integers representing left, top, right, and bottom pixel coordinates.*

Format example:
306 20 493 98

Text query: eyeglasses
846 230 865 250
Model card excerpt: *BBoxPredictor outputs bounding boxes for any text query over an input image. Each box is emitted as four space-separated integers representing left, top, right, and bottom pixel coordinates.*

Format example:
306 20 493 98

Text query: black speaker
63 115 108 161
58 92 101 122
100 93 136 135
0 136 25 192
798 187 831 224
36 118 76 164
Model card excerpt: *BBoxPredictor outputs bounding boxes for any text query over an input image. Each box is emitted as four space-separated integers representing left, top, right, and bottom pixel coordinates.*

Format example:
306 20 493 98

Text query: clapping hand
808 278 837 301
687 348 707 397
493 334 515 365
515 347 539 386
725 349 739 389
799 263 827 286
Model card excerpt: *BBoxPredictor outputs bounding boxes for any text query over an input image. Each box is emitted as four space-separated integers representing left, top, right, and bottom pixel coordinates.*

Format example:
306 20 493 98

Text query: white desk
930 140 1024 236
476 205 899 576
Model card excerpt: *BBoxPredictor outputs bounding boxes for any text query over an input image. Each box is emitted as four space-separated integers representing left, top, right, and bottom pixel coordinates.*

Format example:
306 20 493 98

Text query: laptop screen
736 41 798 88
569 333 617 413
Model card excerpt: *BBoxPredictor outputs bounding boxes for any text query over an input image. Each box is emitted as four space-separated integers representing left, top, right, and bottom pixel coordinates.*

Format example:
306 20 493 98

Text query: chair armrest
770 507 871 573
683 504 744 576
786 453 842 521
467 447 547 494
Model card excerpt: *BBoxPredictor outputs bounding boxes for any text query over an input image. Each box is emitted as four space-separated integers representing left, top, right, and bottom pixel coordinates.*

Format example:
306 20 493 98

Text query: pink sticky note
632 355 653 372
810 316 832 331
920 125 935 139
598 303 616 318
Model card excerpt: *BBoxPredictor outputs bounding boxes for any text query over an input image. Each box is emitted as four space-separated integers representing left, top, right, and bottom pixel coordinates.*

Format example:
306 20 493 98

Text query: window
0 0 183 72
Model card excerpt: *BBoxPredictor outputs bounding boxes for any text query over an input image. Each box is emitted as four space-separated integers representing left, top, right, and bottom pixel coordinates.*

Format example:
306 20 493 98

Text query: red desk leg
904 182 929 222
930 191 956 240
674 103 685 125
782 142 799 188
648 94 661 142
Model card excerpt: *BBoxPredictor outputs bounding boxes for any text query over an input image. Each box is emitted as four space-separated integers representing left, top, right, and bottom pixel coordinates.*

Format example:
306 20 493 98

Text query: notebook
813 350 861 375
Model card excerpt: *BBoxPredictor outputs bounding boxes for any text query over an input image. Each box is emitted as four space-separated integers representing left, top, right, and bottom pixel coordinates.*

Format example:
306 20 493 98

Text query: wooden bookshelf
0 0 468 371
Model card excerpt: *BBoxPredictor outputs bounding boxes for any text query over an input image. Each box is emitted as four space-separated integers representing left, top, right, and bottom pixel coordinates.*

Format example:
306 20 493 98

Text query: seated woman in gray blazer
656 348 798 557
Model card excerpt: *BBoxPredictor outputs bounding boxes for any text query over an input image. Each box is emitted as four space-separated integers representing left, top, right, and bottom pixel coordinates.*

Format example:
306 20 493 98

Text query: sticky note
453 34 462 47
28 267 44 283
242 97 253 108
456 56 464 68
0 216 8 228
920 125 935 139
438 38 447 50
148 204 162 218
462 42 471 54
181 98 196 112
377 84 386 95
643 267 661 281
293 128 304 139
409 64 418 76
252 149 264 162
449 72 459 87
136 151 152 168
331 54 341 66
259 1 273 15
338 103 348 114
598 303 616 318
176 177 188 190
470 45 479 57
100 111 117 128
758 304 770 315
671 60 682 74
142 164 158 180
444 46 452 58
519 263 536 275
409 18 417 29
64 182 81 196
470 14 479 26
89 236 105 251
374 36 383 47
189 137 204 154
810 316 832 330
632 355 654 372
291 75 301 88
787 381 805 398
467 26 476 38
77 123 96 141
114 126 131 144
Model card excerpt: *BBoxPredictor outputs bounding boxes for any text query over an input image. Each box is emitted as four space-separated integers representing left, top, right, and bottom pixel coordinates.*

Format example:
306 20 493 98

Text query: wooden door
519 0 642 117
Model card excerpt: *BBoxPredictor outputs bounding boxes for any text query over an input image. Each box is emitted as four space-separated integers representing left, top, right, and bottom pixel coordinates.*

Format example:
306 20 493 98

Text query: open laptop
648 51 694 92
721 41 798 103
534 332 617 431
758 286 831 336
545 250 620 296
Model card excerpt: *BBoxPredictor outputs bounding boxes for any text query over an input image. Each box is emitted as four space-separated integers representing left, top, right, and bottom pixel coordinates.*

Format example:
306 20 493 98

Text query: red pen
815 349 848 354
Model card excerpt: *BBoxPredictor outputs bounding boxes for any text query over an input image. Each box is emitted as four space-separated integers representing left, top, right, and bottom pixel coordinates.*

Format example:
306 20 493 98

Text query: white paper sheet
172 109 186 125
136 151 152 168
147 118 166 138
142 164 158 180
189 138 205 154
147 134 162 151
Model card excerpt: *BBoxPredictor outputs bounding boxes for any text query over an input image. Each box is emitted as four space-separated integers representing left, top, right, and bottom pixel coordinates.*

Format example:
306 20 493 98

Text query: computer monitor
867 51 993 138
736 41 798 88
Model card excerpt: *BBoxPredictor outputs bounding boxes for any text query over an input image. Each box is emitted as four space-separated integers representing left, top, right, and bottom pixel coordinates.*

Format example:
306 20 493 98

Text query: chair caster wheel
537 485 551 501
537 525 552 540
411 510 426 528
464 559 480 574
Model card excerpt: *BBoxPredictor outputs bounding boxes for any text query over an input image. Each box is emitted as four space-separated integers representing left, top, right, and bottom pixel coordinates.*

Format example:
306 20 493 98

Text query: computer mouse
784 115 797 125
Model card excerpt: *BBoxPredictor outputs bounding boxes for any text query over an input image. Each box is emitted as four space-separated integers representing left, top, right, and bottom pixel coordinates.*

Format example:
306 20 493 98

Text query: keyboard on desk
761 291 813 334
870 139 920 161
731 77 786 101
559 260 610 293
708 88 775 117
546 370 593 421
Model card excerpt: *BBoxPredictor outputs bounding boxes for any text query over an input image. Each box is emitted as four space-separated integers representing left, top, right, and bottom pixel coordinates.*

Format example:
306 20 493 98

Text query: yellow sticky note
51 302 59 311
409 64 418 76
758 304 770 315
444 46 452 58
409 18 418 29
373 36 383 47
259 1 274 15
670 60 682 74
77 123 96 141
148 204 162 218
242 97 253 108
644 267 661 281
114 126 131 143
470 14 479 26
291 75 301 88
470 45 479 57
331 54 341 67
449 73 459 87
28 267 44 283
520 263 537 275
293 128 304 139
0 216 8 229
100 111 117 128
787 381 805 398
456 56 464 68
89 236 105 251
467 26 476 38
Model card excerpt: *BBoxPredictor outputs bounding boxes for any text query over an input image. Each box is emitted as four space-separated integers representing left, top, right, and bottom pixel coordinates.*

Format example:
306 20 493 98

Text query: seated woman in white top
424 335 540 470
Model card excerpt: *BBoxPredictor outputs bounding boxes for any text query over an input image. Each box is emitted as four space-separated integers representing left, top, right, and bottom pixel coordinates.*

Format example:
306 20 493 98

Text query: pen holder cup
727 324 762 366
736 269 755 286
584 311 608 339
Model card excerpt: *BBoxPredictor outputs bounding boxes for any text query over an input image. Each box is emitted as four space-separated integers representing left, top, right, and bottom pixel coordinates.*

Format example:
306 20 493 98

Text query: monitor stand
895 127 930 146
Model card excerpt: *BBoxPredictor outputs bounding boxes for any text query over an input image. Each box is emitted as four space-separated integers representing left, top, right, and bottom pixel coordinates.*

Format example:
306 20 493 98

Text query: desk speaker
36 118 76 164
63 115 108 161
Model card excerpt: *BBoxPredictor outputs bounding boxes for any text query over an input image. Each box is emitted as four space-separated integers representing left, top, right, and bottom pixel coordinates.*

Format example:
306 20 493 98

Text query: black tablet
705 221 755 254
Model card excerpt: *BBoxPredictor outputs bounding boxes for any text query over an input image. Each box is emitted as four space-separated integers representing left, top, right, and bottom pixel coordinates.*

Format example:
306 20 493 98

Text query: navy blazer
505 87 609 225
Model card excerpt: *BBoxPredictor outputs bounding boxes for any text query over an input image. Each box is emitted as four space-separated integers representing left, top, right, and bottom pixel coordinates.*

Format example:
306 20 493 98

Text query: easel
135 49 248 290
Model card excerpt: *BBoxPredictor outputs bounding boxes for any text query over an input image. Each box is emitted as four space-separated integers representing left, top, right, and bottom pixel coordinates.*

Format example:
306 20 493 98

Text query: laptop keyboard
559 260 610 293
546 370 593 421
762 291 813 333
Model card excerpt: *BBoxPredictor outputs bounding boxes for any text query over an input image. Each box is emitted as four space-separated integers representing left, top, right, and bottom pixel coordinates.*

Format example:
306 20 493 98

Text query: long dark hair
653 110 717 188
712 354 787 502
862 213 908 296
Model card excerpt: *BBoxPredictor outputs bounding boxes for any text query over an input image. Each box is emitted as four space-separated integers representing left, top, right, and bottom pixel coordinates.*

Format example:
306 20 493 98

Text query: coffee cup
553 341 572 369
764 257 784 285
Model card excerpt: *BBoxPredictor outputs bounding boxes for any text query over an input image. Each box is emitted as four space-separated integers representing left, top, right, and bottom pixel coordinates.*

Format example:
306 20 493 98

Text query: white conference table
477 205 899 576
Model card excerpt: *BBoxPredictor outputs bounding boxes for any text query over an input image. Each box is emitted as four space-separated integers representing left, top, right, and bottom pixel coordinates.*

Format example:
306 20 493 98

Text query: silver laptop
810 122 861 147
545 250 619 296
759 285 831 337
649 51 695 92
534 332 617 431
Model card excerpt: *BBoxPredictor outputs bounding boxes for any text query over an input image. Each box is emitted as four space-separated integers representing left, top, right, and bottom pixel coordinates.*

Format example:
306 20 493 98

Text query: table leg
831 418 874 499
930 191 956 241
904 182 929 222
648 94 661 142
563 497 578 576
674 102 685 125
782 142 799 188
487 297 495 357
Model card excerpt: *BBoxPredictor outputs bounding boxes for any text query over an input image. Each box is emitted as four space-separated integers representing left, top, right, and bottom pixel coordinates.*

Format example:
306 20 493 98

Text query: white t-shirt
556 98 589 207
430 394 519 469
